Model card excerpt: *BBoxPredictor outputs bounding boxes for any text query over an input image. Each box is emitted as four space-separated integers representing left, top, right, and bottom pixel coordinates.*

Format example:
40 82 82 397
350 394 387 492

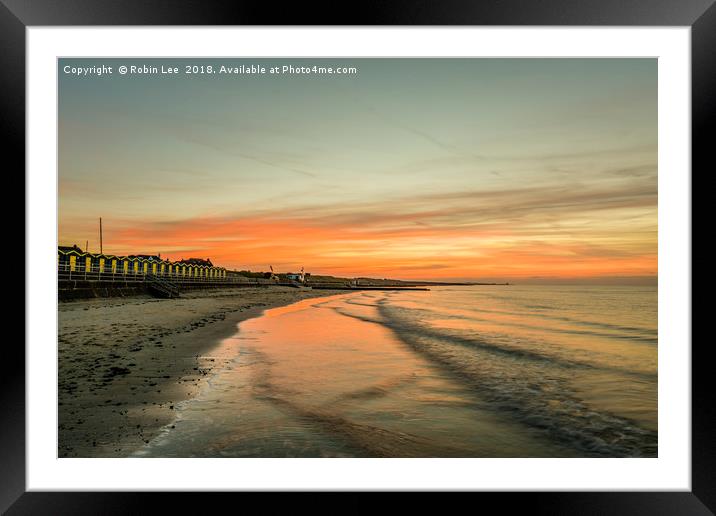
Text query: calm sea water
136 285 657 458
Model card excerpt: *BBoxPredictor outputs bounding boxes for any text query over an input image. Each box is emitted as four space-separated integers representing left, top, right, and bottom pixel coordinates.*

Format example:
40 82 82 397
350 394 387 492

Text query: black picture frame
6 0 709 513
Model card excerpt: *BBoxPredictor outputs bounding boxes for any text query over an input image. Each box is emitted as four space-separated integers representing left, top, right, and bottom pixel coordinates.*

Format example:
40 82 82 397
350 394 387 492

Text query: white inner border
27 27 691 491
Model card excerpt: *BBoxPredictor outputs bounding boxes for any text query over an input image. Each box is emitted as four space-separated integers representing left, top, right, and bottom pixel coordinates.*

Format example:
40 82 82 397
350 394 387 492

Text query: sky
58 58 657 283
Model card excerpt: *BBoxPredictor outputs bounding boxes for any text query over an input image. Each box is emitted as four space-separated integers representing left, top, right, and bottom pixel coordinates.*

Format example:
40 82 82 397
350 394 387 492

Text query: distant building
177 258 213 267
286 272 310 282
58 244 83 253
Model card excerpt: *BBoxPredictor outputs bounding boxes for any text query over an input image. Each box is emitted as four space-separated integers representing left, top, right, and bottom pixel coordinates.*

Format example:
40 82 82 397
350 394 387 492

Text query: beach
59 285 657 458
58 287 341 457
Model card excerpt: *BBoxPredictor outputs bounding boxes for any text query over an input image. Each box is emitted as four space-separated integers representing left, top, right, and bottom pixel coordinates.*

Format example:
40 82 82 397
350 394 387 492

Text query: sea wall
58 280 150 301
57 279 275 301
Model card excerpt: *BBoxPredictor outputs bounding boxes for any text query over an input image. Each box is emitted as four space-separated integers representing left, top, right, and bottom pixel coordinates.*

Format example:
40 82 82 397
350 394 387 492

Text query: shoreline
58 287 343 457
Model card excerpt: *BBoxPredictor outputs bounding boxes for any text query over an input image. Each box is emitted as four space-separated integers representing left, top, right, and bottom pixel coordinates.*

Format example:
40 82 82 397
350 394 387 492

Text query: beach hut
58 245 84 273
177 258 213 280
93 254 115 274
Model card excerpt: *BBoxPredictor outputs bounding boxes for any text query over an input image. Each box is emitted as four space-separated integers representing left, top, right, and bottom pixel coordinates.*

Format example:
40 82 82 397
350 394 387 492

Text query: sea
135 285 658 458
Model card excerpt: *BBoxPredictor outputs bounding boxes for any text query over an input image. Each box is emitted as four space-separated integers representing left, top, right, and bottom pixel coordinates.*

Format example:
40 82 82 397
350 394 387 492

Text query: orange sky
59 182 657 282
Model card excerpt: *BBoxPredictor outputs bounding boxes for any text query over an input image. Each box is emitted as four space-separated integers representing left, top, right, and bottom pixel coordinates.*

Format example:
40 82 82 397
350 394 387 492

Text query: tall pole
99 217 103 254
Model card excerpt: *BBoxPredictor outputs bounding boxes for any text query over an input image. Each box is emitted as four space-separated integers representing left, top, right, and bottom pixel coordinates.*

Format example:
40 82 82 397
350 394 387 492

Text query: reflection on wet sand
136 286 657 458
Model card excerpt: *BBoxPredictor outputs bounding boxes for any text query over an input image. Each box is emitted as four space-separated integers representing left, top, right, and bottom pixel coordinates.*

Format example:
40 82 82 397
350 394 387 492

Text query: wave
331 298 657 457
388 300 657 343
332 304 655 380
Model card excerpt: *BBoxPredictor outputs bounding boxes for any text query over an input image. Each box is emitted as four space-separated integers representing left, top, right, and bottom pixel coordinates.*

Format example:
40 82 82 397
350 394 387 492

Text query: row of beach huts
58 245 228 280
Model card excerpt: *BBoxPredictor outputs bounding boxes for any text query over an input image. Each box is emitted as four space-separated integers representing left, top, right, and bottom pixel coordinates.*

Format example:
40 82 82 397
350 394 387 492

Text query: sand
58 286 342 457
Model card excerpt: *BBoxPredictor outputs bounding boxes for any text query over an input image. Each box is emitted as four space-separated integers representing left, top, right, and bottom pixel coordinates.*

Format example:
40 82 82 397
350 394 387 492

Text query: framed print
7 0 710 512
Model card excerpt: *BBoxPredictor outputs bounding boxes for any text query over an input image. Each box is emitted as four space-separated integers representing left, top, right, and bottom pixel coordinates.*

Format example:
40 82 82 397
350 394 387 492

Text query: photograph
57 57 658 459
3 0 708 506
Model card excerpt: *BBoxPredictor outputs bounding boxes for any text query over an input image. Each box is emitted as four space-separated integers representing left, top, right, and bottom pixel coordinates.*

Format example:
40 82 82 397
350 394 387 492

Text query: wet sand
135 287 656 458
58 287 341 457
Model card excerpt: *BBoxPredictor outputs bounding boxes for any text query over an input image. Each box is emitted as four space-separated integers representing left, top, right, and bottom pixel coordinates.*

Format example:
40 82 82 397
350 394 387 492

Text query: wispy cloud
60 175 656 281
